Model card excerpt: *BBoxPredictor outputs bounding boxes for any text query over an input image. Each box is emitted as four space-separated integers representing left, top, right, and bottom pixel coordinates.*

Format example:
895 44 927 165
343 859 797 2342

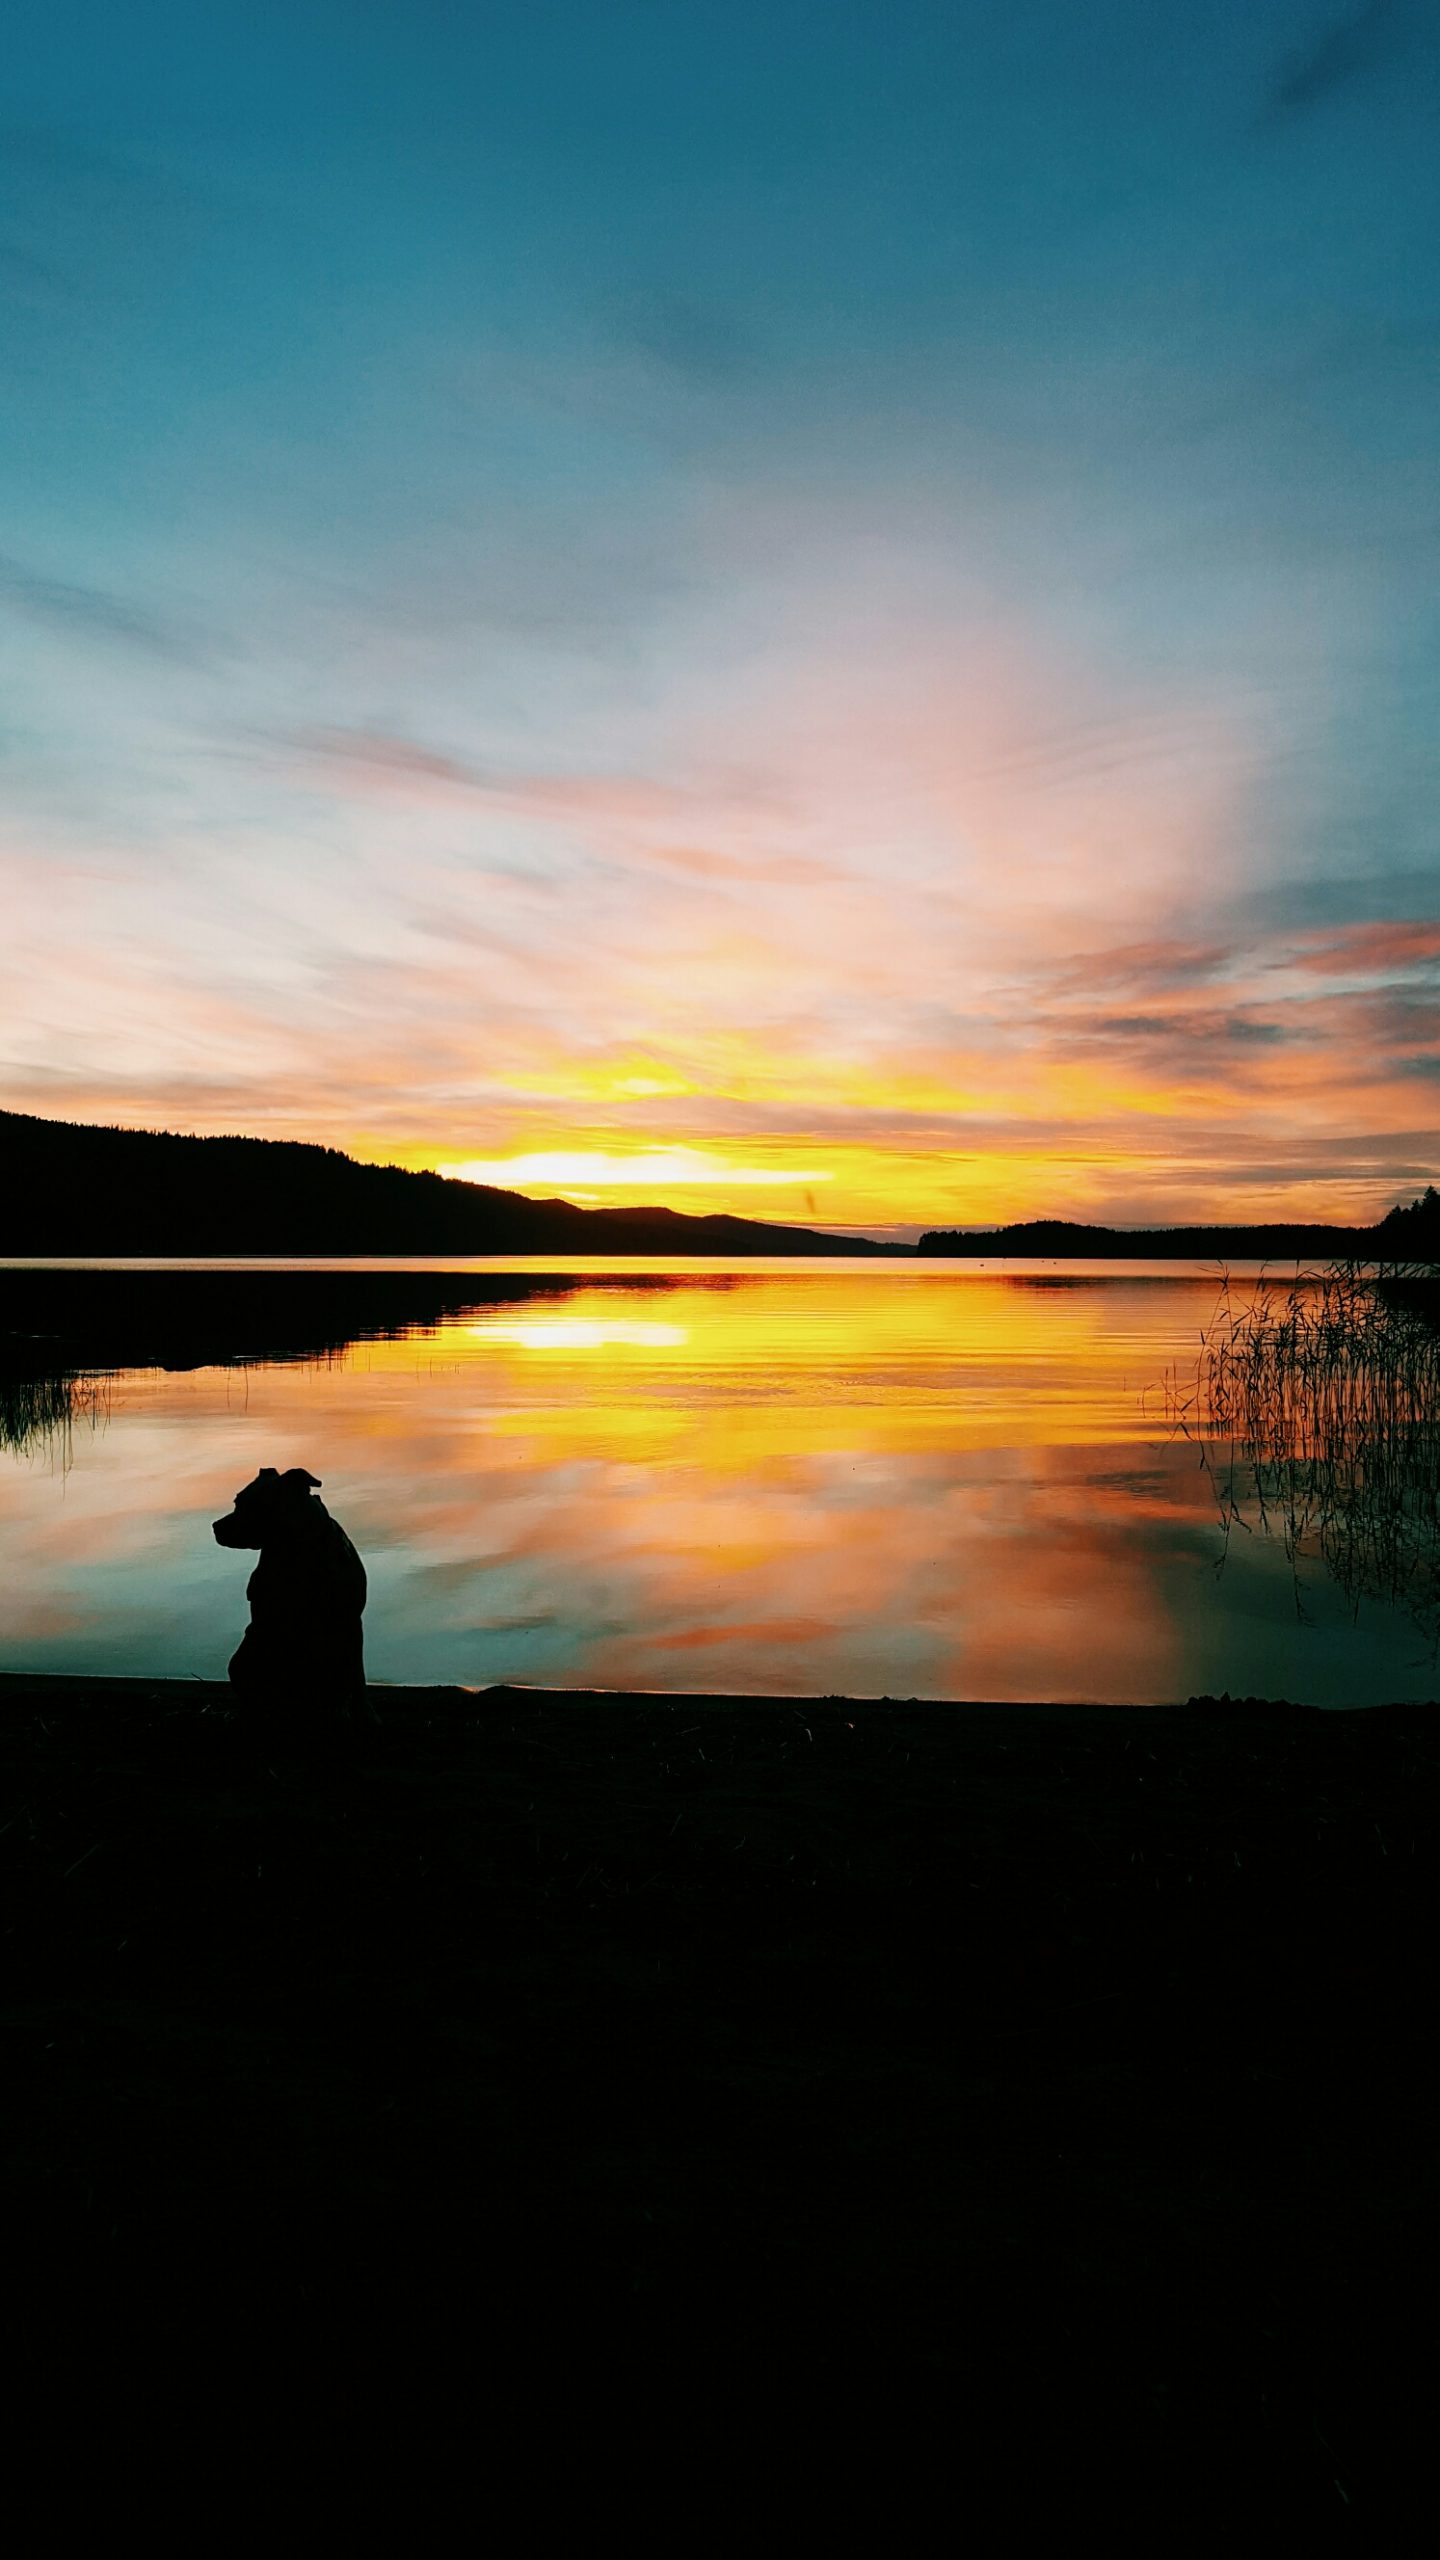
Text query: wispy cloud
619 289 758 384
1262 0 1405 122
1 8 1436 1232
281 725 825 881
287 726 497 798
0 120 200 316
1042 940 1238 1001
1277 919 1440 976
0 553 209 662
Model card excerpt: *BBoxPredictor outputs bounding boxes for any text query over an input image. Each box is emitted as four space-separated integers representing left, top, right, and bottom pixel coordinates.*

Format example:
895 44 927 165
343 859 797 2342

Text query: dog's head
213 1467 323 1549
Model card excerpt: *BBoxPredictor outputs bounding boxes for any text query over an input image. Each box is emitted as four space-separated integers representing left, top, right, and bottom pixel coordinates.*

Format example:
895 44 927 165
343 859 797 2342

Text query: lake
2 1258 1435 1703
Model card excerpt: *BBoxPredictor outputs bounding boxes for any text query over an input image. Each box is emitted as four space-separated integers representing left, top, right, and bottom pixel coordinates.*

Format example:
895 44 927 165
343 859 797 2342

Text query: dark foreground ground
2 1676 1435 2521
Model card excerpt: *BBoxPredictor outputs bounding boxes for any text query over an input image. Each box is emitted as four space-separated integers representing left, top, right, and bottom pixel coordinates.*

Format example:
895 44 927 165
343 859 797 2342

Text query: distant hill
0 1110 891 1257
917 1193 1440 1261
6 1109 1433 1264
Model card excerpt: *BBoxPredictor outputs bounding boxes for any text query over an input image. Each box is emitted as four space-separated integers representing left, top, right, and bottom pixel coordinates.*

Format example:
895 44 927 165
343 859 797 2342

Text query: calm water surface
2 1259 1434 1702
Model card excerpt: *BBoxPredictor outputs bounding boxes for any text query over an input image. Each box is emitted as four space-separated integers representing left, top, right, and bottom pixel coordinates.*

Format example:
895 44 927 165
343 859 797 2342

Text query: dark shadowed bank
0 1264 826 1455
0 1264 659 1402
2 1673 1434 2521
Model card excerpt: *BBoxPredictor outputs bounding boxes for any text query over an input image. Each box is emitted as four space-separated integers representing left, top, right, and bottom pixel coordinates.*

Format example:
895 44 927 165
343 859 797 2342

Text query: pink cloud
1280 919 1440 977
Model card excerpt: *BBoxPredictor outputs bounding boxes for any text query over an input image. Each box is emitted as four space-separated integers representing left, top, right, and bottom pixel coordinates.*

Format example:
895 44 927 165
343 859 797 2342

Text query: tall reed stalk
0 1368 108 1461
1169 1263 1440 1648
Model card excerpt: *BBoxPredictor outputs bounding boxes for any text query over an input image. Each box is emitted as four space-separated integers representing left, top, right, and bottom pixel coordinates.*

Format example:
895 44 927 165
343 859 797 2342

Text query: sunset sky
3 2 1437 1237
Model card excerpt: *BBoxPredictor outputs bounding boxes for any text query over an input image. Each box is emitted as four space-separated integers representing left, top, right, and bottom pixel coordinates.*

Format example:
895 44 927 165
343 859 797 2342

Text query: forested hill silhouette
918 1191 1440 1260
0 1109 890 1256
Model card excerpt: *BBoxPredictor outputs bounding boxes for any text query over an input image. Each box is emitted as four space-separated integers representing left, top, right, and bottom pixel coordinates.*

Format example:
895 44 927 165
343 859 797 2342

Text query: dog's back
215 1467 371 1718
240 1502 366 1684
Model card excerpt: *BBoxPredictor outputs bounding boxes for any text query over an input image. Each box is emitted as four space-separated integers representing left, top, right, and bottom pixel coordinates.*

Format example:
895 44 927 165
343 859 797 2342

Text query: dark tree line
0 1110 885 1257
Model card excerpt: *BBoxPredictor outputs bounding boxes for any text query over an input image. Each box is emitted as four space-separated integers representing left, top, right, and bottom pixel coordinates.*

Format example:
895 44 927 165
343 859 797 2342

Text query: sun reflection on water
1 1267 1433 1703
465 1319 690 1350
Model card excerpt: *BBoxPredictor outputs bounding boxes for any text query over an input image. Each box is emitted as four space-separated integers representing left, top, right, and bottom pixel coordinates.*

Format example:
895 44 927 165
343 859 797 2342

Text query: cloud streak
1263 0 1405 121
0 4 1436 1229
0 554 208 662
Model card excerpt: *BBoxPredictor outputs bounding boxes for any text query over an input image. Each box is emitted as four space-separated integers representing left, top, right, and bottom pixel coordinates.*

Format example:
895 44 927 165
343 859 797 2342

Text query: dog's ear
257 1467 279 1482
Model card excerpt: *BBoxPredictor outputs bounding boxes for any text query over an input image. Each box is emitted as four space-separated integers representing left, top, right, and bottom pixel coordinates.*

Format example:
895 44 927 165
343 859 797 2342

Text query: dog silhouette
213 1467 375 1724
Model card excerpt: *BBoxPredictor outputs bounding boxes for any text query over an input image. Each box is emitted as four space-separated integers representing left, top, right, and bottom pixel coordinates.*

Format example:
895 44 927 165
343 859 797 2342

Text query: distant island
0 1109 891 1257
917 1196 1440 1261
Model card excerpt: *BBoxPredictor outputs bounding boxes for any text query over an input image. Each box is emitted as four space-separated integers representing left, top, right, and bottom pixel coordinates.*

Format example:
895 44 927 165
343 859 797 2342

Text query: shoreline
3 1670 1435 2513
0 1669 1404 1710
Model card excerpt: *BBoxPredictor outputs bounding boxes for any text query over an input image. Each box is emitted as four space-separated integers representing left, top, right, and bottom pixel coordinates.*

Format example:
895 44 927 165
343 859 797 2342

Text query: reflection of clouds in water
464 1319 689 1350
2 1272 1435 1700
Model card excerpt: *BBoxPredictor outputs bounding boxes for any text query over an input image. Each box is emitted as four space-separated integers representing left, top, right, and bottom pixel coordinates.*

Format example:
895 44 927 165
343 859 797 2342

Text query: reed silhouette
213 1466 375 1725
1171 1262 1440 1649
0 1369 106 1458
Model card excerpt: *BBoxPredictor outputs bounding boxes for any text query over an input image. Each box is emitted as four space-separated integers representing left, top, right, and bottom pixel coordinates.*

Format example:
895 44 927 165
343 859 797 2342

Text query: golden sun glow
464 1318 690 1349
356 939 1440 1234
448 1150 834 1194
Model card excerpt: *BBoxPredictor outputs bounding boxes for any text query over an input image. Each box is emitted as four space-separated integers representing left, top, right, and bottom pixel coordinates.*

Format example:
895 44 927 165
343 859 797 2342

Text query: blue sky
3 1 1438 1230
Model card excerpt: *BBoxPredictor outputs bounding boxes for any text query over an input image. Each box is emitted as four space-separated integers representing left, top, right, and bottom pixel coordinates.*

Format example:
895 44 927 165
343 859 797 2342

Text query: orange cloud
7 584 1435 1231
1280 920 1440 977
